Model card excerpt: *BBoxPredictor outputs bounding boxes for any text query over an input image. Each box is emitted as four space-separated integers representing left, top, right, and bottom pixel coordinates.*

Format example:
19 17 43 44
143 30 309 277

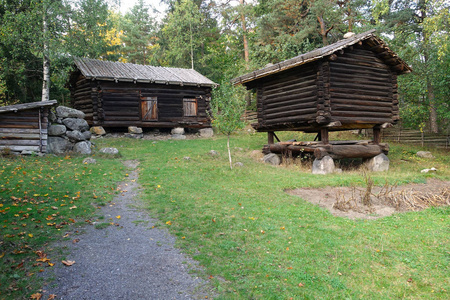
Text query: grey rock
74 141 92 155
124 133 143 139
48 124 66 136
416 151 434 159
209 150 219 156
312 156 335 175
82 131 92 140
171 134 186 140
49 111 57 123
47 136 73 154
366 153 390 172
21 150 35 155
128 126 143 134
63 118 89 132
263 153 281 165
99 147 119 155
90 126 106 136
171 127 185 135
234 162 244 167
199 128 214 138
82 157 97 164
56 106 85 119
66 130 85 142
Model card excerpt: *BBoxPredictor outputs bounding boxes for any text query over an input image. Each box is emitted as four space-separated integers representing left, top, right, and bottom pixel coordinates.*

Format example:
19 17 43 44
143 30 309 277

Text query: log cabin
232 30 412 160
68 58 217 129
0 100 57 153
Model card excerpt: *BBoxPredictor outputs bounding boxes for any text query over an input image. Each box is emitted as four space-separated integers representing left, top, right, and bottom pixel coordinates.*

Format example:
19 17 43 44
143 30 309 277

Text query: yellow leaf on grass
28 234 33 238
30 293 42 300
166 221 172 225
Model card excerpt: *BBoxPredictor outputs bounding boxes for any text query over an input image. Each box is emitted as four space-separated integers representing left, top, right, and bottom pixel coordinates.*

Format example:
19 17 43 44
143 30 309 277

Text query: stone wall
47 106 92 155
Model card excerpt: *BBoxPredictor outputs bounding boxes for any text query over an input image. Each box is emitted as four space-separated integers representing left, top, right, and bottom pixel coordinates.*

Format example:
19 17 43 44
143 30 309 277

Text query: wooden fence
379 127 449 149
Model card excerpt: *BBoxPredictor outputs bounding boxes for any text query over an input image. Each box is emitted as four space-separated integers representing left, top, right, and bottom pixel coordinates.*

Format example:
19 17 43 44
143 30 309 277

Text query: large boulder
63 118 89 132
48 124 66 136
73 141 92 155
366 153 390 172
99 147 119 155
312 156 335 175
263 153 281 165
56 106 85 119
199 128 214 138
128 126 143 134
47 136 73 154
66 130 86 142
416 151 434 159
171 127 185 135
90 126 106 136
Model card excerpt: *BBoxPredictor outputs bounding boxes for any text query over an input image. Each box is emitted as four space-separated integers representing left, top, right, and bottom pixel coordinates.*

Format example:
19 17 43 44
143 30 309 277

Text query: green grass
1 131 449 299
98 131 449 299
0 154 124 299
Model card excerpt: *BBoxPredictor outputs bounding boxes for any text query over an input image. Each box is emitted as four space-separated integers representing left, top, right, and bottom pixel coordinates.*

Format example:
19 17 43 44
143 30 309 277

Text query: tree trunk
420 0 438 133
240 0 249 69
227 134 233 169
317 15 332 46
428 82 438 133
42 6 50 102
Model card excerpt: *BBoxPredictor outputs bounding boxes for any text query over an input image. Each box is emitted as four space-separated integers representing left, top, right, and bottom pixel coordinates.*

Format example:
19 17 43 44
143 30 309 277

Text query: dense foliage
0 0 448 132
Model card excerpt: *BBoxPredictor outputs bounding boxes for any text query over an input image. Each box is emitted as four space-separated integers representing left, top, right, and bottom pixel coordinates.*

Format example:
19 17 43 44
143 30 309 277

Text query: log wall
70 78 212 128
0 108 50 153
257 65 318 127
328 47 397 125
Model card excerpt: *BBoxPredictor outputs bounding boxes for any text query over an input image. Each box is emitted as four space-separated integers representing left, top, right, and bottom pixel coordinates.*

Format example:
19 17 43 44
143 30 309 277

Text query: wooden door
141 97 158 121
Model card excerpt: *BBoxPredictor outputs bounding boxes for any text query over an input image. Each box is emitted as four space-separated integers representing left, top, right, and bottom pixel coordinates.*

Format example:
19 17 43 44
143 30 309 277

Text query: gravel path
42 161 213 299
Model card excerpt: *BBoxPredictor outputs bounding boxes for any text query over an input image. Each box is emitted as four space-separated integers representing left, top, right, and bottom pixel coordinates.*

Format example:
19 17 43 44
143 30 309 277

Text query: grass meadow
1 130 449 299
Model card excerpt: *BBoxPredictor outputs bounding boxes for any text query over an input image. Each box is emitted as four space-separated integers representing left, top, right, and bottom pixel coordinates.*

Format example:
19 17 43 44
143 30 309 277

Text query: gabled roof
0 100 57 114
73 58 217 87
232 29 412 85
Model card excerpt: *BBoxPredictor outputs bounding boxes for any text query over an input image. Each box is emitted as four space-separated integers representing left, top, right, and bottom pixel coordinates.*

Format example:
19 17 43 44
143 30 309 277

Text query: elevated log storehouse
232 30 412 160
0 100 57 153
68 58 217 129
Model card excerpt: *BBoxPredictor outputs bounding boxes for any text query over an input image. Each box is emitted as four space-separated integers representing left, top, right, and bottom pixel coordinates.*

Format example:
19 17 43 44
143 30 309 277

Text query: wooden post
373 127 381 145
268 131 274 144
320 128 329 145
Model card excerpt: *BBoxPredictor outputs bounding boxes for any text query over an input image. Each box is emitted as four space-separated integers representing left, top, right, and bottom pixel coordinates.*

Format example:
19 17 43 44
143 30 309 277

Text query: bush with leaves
210 82 246 169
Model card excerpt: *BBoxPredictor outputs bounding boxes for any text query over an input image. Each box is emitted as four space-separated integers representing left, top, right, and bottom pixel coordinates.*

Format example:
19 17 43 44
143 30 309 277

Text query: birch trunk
227 134 233 169
41 5 50 102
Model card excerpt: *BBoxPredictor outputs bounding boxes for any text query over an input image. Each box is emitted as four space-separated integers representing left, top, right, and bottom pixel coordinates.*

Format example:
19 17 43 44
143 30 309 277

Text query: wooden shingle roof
232 29 412 85
0 100 57 114
74 58 217 87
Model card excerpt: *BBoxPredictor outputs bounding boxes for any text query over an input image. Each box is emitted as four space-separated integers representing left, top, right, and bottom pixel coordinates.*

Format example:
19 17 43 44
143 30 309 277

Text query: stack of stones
47 106 92 155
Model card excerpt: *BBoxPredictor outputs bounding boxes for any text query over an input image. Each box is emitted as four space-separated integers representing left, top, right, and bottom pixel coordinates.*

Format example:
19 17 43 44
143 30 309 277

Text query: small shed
232 30 411 159
68 58 217 129
0 100 57 154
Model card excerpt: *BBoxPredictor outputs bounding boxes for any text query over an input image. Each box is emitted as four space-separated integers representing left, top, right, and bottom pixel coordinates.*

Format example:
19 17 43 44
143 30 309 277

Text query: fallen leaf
47 295 57 300
407 277 413 283
69 205 77 210
72 238 80 243
298 283 304 287
116 215 121 219
62 260 75 266
51 206 58 210
30 293 42 300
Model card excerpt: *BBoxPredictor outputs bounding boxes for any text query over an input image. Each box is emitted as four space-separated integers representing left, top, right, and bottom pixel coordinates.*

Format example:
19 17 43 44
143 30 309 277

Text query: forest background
0 0 449 133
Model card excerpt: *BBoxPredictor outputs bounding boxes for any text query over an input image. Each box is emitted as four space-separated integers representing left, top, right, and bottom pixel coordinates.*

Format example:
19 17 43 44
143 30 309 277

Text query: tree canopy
0 0 448 132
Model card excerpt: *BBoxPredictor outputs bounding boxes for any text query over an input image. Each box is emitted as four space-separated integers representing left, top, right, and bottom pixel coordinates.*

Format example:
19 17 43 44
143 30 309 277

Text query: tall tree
121 0 157 65
372 0 450 133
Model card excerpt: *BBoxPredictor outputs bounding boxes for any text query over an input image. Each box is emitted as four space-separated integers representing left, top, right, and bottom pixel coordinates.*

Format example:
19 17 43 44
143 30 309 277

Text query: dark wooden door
141 97 158 121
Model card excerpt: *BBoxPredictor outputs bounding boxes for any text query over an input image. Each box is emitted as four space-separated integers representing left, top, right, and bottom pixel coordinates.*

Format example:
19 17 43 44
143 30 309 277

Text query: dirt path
41 161 213 299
